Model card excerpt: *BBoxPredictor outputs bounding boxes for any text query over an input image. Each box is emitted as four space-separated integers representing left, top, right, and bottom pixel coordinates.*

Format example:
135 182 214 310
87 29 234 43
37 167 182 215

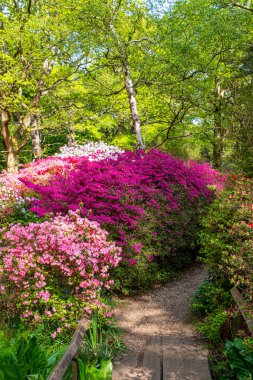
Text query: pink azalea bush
0 211 121 336
20 149 225 290
0 181 26 213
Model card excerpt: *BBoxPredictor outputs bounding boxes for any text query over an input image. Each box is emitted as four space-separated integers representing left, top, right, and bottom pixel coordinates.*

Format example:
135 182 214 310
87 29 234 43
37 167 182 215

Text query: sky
146 0 176 15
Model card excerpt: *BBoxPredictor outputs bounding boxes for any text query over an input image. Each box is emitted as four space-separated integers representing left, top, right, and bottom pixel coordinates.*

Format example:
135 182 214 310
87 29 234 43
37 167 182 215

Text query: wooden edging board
48 317 90 380
231 287 253 333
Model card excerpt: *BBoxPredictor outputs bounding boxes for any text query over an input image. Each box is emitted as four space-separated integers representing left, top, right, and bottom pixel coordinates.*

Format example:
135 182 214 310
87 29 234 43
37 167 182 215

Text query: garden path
112 264 211 380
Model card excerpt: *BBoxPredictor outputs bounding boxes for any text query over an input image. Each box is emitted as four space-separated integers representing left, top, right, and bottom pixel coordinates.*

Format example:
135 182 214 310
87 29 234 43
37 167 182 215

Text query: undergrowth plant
197 176 253 379
0 329 66 380
225 338 253 380
77 313 123 380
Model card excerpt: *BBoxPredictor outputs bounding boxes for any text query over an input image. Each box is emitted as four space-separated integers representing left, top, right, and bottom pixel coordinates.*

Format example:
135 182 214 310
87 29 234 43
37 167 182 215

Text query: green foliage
112 259 173 295
0 205 41 227
199 177 253 308
0 330 65 380
192 279 233 316
112 249 197 295
77 359 112 380
197 309 228 345
76 313 123 380
225 338 253 380
209 351 235 380
83 313 123 365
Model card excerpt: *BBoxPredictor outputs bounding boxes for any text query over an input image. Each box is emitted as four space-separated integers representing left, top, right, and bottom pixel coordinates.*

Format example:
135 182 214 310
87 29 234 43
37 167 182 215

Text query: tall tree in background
148 0 251 168
0 0 88 172
74 0 158 149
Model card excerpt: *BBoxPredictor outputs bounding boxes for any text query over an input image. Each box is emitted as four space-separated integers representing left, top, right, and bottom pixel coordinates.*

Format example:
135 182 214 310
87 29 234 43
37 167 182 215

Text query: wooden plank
162 335 211 380
231 287 253 332
142 336 161 380
48 317 89 380
72 354 78 380
112 349 140 380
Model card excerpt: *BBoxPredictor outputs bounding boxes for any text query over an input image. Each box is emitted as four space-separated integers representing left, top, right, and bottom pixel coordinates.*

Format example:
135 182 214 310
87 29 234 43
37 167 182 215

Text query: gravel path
112 264 212 380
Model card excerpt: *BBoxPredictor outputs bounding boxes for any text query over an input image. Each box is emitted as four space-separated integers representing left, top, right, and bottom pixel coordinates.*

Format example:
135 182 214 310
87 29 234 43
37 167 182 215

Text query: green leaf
1 364 28 380
86 360 113 380
77 358 86 380
225 339 253 380
99 360 113 379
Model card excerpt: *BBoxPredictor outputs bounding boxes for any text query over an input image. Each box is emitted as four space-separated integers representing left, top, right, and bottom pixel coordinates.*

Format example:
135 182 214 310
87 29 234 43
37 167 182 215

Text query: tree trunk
213 110 225 169
1 110 19 173
123 64 144 149
67 126 75 147
29 58 54 160
108 19 144 149
212 81 226 170
31 114 42 160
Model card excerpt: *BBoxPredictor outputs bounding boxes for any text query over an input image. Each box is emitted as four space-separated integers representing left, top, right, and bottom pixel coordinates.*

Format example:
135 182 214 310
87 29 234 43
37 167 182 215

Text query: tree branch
230 1 253 11
27 0 32 15
148 104 191 148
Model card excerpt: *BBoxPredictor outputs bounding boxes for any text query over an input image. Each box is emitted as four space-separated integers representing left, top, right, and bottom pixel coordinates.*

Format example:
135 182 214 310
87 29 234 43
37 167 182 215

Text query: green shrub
209 351 235 380
192 279 233 316
199 177 253 310
83 313 123 364
77 359 113 380
197 309 228 345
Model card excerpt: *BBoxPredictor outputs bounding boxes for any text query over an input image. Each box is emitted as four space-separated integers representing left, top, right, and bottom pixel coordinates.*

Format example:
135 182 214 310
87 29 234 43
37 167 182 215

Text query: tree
72 0 159 149
0 0 88 172
145 0 251 168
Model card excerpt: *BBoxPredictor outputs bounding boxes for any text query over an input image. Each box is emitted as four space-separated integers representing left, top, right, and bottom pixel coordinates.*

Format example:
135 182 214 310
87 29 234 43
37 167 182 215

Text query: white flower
55 142 124 161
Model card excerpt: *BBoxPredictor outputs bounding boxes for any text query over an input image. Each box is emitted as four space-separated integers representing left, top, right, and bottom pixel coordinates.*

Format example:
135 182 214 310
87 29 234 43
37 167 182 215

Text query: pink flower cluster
22 149 225 263
186 160 227 191
0 211 121 331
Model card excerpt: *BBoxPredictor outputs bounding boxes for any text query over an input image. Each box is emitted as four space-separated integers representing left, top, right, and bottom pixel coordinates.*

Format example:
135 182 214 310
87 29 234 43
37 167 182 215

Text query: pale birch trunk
109 20 144 149
29 59 54 159
0 9 18 172
123 64 145 149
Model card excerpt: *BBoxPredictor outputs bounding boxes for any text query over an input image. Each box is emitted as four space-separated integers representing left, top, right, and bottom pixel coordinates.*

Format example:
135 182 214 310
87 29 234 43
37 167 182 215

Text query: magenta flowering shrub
21 150 225 279
186 160 226 191
0 146 225 294
0 211 121 337
0 143 125 220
